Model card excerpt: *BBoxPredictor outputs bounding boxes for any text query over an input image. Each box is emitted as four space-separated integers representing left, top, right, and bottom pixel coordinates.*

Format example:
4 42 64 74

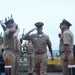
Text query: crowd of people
0 16 75 75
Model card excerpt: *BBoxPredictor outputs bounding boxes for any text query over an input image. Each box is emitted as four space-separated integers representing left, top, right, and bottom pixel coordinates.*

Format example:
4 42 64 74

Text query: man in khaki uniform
23 40 34 75
3 19 21 75
59 19 74 75
22 22 54 75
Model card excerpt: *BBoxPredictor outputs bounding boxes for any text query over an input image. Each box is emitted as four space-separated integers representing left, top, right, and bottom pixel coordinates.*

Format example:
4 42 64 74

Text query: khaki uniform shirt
27 33 52 53
59 29 74 52
25 42 34 54
3 29 21 54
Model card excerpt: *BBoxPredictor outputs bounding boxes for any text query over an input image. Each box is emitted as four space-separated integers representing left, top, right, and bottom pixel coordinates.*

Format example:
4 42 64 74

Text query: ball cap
61 19 72 26
35 22 44 29
4 19 14 25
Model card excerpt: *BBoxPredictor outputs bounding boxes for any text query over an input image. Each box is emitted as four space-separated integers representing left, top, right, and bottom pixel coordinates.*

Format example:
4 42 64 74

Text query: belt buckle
36 52 44 54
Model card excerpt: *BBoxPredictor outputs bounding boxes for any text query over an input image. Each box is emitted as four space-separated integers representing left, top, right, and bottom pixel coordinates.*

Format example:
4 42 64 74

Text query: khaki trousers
3 50 20 75
27 53 34 73
60 52 71 75
34 53 48 75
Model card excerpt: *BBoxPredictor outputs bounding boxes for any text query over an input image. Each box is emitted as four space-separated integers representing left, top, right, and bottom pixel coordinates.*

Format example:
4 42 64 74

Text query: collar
36 33 45 37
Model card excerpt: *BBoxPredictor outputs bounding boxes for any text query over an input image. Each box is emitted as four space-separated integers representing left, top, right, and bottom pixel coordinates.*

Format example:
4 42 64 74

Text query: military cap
4 19 14 25
35 22 44 28
61 19 72 26
60 23 63 25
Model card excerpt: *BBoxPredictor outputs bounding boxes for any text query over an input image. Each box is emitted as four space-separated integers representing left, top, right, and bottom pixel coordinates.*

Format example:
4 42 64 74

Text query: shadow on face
60 24 67 30
36 28 43 34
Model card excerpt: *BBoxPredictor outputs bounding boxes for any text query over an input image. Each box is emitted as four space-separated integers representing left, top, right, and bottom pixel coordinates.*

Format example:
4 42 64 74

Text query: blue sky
0 0 75 50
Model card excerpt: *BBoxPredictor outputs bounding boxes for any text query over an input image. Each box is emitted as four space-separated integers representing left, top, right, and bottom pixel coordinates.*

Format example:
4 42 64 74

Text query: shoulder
43 33 50 41
64 30 73 36
29 33 37 37
43 33 49 38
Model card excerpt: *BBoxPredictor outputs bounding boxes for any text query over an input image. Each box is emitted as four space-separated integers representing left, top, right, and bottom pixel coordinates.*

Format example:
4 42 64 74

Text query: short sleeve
63 33 70 45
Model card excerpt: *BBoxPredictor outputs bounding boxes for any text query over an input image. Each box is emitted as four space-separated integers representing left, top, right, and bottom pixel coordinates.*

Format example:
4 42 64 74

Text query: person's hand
13 28 20 37
51 56 54 61
58 33 62 38
64 56 68 61
30 28 37 32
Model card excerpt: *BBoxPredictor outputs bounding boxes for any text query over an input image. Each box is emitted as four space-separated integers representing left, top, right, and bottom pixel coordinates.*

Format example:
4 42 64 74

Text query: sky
0 0 75 50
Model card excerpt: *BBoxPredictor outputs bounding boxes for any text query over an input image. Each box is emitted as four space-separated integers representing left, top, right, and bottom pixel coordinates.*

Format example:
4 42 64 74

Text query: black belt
35 52 45 54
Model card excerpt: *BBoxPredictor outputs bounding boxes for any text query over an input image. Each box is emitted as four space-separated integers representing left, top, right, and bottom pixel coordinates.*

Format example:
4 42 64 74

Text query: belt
35 52 45 54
